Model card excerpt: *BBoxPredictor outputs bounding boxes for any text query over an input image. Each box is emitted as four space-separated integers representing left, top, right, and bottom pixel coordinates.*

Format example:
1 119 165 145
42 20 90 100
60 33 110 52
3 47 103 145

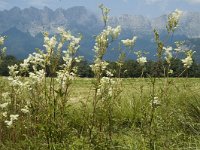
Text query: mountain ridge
1 6 200 37
0 6 200 61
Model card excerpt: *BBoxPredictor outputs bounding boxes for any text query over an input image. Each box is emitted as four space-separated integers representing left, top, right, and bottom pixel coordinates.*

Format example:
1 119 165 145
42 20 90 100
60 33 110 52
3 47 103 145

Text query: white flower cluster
94 26 121 53
137 56 147 66
167 9 183 32
43 35 57 54
5 114 19 127
0 36 6 65
108 26 121 39
182 50 194 68
174 41 185 52
99 4 110 26
170 9 183 21
152 97 161 107
135 51 147 66
0 92 10 114
56 27 82 90
0 36 5 45
0 102 9 109
163 46 173 64
121 36 137 47
0 93 10 120
8 64 23 87
8 64 19 77
91 26 121 74
21 105 29 114
97 77 115 98
163 41 195 69
90 61 109 75
29 69 46 83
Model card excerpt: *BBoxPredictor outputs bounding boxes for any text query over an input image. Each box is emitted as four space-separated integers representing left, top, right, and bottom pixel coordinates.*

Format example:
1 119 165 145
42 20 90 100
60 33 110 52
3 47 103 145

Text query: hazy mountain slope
0 7 199 61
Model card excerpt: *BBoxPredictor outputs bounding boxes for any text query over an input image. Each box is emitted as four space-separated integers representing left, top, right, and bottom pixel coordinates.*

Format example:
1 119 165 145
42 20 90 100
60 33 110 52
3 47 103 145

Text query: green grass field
0 77 200 149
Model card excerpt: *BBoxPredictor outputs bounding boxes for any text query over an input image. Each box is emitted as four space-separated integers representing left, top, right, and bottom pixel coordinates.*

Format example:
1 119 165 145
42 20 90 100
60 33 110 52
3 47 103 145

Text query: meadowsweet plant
89 24 122 143
143 8 190 150
0 27 82 148
88 4 124 148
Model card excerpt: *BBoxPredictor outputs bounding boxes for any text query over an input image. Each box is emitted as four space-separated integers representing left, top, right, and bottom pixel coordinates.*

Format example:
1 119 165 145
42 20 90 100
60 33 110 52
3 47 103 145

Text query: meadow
0 77 200 149
0 4 200 150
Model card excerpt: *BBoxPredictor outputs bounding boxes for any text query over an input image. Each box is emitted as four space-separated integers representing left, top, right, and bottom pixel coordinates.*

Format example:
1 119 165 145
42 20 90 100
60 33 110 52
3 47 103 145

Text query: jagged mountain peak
0 6 200 61
0 6 200 38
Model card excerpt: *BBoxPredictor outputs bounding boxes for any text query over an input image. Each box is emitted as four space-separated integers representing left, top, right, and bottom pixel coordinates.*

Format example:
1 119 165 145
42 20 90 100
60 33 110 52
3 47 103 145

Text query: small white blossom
43 36 57 54
111 26 121 39
10 114 19 121
163 46 173 64
106 71 114 77
21 106 29 114
58 27 74 41
2 112 7 117
172 9 183 20
5 120 13 127
167 9 183 32
121 36 137 47
168 69 174 74
2 92 9 98
174 41 185 52
137 56 147 66
8 64 19 77
5 114 19 127
0 36 5 45
29 69 46 83
152 97 161 107
0 102 9 109
182 57 193 68
182 50 194 68
20 58 30 71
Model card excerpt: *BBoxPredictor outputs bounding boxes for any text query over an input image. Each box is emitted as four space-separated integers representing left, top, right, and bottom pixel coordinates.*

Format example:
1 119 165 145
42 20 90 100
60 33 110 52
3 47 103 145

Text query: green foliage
0 55 20 76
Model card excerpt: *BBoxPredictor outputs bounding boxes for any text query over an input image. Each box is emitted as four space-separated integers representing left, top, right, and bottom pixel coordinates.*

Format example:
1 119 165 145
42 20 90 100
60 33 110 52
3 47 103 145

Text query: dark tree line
0 55 20 76
77 58 200 78
1 55 200 77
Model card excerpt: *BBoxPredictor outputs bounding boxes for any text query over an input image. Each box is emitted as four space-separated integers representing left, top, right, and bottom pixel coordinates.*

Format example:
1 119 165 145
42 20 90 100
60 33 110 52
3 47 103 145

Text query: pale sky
0 0 200 17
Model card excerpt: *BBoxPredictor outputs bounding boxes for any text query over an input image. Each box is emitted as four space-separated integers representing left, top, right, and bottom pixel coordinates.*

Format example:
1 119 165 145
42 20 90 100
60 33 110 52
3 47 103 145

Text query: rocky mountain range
0 6 200 60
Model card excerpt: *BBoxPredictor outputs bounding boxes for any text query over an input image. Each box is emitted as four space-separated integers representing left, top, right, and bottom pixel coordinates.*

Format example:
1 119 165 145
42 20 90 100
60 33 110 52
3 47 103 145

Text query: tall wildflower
89 25 122 144
56 27 82 91
90 25 121 76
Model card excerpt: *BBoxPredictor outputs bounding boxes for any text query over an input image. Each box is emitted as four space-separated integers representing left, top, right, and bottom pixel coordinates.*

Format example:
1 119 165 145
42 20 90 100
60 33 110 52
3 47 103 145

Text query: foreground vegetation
0 77 200 149
0 4 200 150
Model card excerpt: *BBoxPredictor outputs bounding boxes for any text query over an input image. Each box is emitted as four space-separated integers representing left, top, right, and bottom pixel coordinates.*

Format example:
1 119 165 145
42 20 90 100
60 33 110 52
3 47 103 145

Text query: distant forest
1 55 200 77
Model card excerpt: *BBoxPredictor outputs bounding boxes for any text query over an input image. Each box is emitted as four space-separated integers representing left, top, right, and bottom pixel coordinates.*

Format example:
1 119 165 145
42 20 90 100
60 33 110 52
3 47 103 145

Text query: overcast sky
0 0 200 17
